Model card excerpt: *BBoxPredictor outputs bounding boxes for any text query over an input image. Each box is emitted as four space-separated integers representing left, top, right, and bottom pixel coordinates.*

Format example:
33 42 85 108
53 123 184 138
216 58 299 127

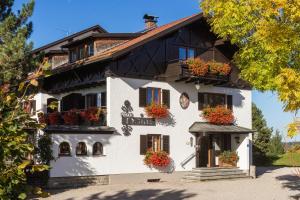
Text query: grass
271 152 300 167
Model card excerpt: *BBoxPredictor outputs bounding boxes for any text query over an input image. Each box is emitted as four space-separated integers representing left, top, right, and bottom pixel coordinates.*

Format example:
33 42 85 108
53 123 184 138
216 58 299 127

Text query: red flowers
202 105 234 125
80 107 100 122
187 58 231 76
48 112 60 125
145 103 169 119
144 149 171 168
63 109 79 125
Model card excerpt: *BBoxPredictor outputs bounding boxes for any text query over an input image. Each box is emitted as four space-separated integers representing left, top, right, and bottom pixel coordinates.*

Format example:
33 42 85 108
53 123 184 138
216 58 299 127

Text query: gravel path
39 167 300 200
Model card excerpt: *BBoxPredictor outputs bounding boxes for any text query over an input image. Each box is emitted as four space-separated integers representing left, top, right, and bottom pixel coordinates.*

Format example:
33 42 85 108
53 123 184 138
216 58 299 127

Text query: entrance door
196 136 209 167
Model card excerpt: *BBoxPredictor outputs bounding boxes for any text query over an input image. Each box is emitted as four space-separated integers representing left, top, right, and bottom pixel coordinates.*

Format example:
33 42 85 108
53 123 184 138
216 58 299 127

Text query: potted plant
219 151 239 167
62 109 79 125
144 149 171 168
202 105 234 125
47 112 60 125
186 58 209 76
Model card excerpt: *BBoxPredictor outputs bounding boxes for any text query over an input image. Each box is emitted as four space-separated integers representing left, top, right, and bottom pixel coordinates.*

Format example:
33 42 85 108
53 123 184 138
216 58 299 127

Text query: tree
252 103 273 165
268 130 285 156
0 1 48 199
201 0 300 136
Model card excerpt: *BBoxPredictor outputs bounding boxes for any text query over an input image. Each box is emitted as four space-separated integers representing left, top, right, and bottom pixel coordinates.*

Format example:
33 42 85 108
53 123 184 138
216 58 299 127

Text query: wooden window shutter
139 88 147 107
227 95 233 110
140 135 147 155
162 135 170 154
198 93 205 110
162 90 170 108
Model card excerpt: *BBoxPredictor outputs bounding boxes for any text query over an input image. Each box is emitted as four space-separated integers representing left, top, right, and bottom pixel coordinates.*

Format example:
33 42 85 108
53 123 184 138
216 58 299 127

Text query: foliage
272 152 300 167
252 103 273 165
268 130 285 156
186 58 231 76
287 122 299 139
0 0 49 199
36 134 54 165
201 0 300 136
145 103 169 119
202 105 234 125
218 151 239 166
144 149 171 168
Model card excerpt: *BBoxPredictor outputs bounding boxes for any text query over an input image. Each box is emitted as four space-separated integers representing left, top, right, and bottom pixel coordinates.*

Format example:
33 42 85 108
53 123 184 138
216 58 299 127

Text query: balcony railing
38 107 107 127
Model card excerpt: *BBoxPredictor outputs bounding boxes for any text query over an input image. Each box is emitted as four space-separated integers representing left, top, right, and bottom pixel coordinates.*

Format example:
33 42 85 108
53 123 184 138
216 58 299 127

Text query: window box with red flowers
62 109 79 125
80 107 106 126
144 149 171 168
202 105 234 125
145 103 169 119
186 58 231 77
48 112 60 125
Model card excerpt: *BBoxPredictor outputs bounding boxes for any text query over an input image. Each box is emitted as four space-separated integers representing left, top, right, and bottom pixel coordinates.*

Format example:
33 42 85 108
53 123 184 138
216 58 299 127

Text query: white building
32 13 253 185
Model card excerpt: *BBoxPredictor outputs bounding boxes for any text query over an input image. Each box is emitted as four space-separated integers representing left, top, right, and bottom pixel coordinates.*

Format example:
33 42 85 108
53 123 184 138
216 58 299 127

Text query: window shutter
162 90 170 108
139 88 147 107
227 95 233 110
140 135 147 155
101 92 107 107
162 135 170 154
198 93 205 110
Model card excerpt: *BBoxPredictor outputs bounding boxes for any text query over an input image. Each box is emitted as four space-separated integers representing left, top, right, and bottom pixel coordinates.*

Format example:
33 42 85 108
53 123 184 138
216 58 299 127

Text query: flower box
47 112 60 125
62 109 79 125
202 105 234 125
144 149 171 168
145 103 169 119
186 58 231 76
218 151 239 167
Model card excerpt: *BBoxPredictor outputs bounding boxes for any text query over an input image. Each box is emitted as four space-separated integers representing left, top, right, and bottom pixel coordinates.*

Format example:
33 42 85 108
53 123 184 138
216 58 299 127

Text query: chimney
143 14 158 30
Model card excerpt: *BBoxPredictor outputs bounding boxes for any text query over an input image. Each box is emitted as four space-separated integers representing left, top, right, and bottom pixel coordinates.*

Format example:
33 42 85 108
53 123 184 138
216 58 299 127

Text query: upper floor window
198 93 233 110
87 42 94 57
93 142 103 156
78 46 85 60
70 49 77 63
140 135 170 155
139 88 170 108
86 93 97 108
76 142 87 156
179 47 195 61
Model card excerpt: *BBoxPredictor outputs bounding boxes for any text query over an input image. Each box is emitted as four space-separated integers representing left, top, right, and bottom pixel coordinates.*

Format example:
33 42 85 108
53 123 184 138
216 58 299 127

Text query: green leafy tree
201 0 300 137
0 1 49 199
252 103 273 165
269 130 285 156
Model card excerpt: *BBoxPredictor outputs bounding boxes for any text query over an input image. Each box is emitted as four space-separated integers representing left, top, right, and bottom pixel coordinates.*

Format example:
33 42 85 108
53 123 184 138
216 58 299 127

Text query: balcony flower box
219 151 239 167
62 109 79 125
144 149 171 168
80 107 106 126
202 105 234 125
48 112 60 125
186 58 231 76
145 103 169 119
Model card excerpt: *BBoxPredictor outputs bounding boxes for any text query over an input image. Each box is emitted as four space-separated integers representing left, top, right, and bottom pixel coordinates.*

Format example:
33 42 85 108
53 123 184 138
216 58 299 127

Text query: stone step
192 167 240 172
187 171 247 177
183 174 249 181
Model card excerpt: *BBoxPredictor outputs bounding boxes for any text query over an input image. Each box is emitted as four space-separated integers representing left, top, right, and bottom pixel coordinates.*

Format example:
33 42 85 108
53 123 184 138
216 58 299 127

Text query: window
140 135 170 155
61 93 85 111
100 92 106 107
70 49 77 63
59 142 71 156
86 94 97 108
139 88 170 108
76 142 87 156
87 42 94 57
93 142 103 156
179 47 195 60
78 46 85 60
198 93 233 110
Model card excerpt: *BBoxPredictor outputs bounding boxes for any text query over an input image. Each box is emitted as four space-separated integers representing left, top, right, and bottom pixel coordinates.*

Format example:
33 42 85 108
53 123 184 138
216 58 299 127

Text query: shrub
145 103 169 119
202 105 234 125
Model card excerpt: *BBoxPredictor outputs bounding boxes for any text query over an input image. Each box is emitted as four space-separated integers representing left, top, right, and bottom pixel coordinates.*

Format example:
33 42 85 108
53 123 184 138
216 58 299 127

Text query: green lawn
271 152 300 167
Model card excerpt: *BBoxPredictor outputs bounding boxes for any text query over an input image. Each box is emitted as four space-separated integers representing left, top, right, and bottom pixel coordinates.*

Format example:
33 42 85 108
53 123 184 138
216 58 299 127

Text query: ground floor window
59 142 71 156
93 142 103 156
76 142 87 156
140 134 170 155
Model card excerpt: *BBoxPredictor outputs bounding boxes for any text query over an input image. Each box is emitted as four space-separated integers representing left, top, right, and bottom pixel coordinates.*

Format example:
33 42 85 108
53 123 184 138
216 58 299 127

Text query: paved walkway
39 167 300 200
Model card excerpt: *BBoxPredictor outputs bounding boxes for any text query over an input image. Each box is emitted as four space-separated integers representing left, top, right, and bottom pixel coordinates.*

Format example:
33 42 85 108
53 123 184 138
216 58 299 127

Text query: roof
32 25 107 54
51 13 204 74
189 122 255 134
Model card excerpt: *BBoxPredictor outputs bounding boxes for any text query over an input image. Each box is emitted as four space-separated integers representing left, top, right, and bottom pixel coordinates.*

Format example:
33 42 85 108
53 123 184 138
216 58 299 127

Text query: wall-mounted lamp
195 80 202 91
190 137 194 147
235 136 240 144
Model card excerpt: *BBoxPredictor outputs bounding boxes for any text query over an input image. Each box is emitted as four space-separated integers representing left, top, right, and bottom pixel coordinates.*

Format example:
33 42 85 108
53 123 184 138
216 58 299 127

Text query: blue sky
14 0 299 140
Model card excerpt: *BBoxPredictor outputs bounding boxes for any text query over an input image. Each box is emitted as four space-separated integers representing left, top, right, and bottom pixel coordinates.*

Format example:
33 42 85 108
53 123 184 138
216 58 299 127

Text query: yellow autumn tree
201 0 300 137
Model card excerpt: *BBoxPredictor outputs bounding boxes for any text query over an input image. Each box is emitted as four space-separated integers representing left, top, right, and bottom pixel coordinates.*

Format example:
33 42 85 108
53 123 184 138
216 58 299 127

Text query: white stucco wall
48 77 252 177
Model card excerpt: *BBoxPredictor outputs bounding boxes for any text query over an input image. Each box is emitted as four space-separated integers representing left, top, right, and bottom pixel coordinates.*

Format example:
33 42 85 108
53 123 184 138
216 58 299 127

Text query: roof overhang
189 122 255 134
